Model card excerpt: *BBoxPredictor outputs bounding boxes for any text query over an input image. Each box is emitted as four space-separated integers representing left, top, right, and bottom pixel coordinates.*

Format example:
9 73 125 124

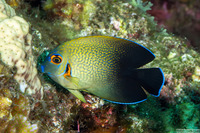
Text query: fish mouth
38 65 45 73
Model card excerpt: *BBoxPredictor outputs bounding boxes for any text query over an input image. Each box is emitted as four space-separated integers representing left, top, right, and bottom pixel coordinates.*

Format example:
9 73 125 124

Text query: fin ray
68 89 86 103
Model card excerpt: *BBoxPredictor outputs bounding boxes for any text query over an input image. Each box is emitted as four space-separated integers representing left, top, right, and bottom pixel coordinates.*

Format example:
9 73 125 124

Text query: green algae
163 101 200 132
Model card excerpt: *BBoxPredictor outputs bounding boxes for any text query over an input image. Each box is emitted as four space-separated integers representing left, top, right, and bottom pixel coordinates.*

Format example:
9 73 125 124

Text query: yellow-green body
40 36 164 104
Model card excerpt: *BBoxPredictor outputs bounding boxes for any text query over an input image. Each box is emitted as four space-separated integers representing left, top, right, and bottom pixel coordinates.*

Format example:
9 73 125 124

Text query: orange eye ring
50 55 62 64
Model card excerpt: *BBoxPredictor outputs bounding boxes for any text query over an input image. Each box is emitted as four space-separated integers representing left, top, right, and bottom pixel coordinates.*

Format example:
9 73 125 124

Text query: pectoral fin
62 63 86 102
64 77 81 90
68 89 86 103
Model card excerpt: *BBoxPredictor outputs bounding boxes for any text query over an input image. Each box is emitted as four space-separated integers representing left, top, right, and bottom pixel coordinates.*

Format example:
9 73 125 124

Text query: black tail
133 68 165 96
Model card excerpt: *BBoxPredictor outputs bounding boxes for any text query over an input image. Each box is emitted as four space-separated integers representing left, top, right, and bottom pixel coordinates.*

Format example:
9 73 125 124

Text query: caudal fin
133 68 165 97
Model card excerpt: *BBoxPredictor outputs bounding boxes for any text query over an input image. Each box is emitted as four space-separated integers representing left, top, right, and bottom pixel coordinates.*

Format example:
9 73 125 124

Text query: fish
38 36 165 104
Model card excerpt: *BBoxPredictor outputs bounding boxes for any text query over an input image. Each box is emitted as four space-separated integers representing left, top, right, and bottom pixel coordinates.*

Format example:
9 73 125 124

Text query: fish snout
38 65 45 73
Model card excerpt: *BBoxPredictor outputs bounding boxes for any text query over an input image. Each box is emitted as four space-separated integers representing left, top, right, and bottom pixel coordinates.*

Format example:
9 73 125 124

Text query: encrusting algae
0 92 12 119
0 88 39 132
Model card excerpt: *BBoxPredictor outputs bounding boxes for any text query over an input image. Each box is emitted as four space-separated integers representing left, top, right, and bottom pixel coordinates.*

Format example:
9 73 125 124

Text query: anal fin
68 89 86 103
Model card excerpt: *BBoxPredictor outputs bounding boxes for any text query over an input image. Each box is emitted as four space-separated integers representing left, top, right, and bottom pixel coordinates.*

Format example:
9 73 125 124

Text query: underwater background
0 0 199 132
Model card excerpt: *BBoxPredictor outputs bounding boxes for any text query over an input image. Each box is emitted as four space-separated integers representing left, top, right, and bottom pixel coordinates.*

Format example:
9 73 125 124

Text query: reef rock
0 0 43 99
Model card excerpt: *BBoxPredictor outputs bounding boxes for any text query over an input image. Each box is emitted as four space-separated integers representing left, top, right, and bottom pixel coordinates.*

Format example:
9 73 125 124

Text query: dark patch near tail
132 68 165 96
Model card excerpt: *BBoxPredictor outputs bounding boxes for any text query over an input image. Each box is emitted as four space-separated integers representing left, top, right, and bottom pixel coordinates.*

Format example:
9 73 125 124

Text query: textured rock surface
0 0 43 99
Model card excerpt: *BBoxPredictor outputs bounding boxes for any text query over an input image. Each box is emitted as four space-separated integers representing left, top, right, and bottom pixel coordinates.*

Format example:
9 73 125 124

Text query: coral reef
5 94 39 133
0 88 39 132
0 0 43 100
5 0 20 7
29 83 81 132
81 94 116 129
148 0 200 49
0 89 12 132
1 0 200 132
162 100 200 132
192 66 200 82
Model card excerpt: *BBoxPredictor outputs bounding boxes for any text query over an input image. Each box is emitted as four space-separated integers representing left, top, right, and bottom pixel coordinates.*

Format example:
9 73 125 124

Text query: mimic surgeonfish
39 36 165 104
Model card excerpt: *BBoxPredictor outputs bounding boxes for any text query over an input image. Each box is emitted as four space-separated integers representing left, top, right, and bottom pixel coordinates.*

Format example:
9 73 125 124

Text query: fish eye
50 55 62 64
